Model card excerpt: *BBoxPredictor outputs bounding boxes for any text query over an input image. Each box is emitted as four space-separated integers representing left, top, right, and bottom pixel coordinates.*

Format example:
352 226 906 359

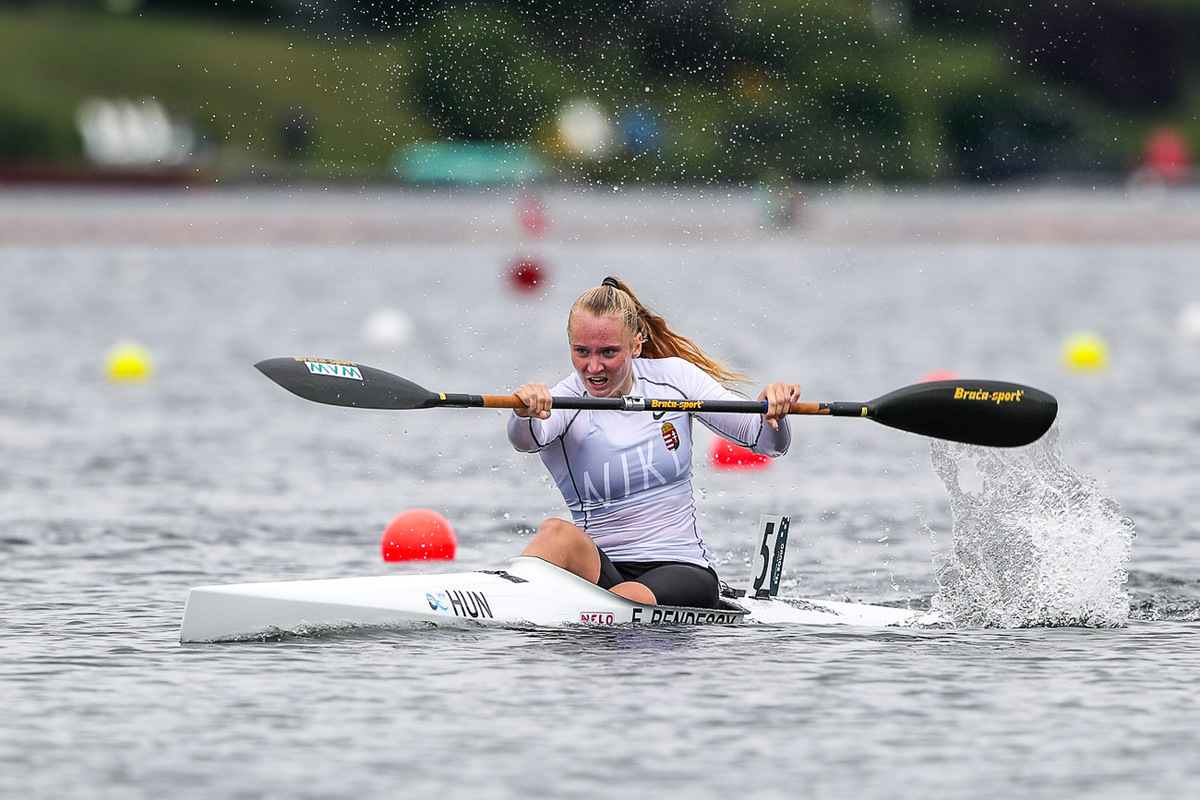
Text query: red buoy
507 257 548 294
382 509 457 562
710 438 770 470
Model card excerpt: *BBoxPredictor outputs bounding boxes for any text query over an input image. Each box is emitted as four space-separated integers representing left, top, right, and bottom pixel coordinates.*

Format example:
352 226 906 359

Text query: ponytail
568 276 748 390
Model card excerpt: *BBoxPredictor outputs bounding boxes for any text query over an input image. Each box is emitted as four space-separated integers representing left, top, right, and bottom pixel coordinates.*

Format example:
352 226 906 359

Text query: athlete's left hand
759 382 801 430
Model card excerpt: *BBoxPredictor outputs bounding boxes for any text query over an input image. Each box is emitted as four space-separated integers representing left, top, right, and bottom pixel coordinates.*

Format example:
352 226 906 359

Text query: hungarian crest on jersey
661 421 680 451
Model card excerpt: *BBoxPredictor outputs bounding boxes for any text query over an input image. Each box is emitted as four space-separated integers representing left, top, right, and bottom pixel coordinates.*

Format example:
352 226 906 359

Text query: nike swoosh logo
653 411 667 420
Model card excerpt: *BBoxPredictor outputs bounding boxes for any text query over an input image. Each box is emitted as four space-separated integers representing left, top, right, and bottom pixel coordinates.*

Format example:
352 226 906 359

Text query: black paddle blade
254 358 440 410
866 379 1057 448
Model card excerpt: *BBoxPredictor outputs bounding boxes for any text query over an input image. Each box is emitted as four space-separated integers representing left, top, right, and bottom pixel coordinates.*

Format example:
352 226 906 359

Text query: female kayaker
508 276 800 609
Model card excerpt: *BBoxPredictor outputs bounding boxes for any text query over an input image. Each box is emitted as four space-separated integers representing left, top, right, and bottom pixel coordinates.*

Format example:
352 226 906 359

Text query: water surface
2 186 1199 798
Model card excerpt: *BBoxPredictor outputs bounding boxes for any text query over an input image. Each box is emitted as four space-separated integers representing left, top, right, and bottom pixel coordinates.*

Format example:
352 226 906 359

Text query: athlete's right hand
513 382 553 419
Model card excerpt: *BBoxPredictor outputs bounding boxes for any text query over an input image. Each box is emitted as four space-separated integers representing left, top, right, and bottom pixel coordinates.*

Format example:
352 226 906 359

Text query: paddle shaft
460 393 852 416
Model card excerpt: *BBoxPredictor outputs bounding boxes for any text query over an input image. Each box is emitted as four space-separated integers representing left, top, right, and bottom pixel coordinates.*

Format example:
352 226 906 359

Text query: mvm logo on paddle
304 360 363 381
427 589 493 619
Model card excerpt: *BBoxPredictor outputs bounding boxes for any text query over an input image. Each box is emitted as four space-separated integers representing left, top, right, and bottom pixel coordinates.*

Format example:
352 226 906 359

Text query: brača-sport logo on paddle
649 398 703 412
954 387 1025 404
302 359 364 381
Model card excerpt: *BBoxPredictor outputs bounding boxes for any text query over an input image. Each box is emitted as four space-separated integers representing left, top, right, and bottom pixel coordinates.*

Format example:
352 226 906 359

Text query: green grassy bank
0 6 426 178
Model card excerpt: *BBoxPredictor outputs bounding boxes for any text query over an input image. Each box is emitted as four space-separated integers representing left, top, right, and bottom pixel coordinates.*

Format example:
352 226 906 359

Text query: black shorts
596 548 721 609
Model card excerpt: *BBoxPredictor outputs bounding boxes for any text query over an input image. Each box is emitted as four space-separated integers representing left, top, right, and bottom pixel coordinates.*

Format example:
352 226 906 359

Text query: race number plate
750 514 790 599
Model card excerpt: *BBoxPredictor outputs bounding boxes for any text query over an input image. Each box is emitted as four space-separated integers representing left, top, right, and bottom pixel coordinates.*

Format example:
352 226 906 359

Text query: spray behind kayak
926 426 1135 628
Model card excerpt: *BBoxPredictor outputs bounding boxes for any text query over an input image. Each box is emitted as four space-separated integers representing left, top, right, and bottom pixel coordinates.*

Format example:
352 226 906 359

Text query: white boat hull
180 556 937 643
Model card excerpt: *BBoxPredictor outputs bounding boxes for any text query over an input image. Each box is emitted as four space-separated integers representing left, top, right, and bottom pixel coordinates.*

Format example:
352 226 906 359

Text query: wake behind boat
179 517 941 642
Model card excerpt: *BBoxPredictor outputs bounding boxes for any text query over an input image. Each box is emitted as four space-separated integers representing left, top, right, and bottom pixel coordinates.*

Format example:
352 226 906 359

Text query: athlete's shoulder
635 357 722 398
635 356 706 380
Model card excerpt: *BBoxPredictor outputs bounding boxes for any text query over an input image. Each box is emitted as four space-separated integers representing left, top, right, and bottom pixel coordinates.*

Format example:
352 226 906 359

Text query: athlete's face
568 312 642 398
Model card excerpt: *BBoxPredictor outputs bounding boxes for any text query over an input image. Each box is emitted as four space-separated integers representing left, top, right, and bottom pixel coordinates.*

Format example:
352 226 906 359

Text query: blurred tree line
3 0 1198 182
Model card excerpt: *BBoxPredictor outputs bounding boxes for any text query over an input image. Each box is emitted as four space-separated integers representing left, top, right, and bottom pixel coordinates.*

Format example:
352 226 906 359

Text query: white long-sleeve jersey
506 357 791 569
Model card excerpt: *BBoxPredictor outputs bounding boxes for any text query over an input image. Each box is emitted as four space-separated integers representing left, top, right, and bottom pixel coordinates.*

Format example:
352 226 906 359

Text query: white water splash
927 427 1135 628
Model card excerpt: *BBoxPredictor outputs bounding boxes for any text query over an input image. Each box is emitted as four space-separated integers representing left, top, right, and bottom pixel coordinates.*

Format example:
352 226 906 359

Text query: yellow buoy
1062 331 1109 372
106 342 155 382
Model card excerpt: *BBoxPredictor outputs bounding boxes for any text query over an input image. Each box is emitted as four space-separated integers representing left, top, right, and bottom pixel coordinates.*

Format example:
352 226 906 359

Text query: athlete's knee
522 519 599 579
536 517 577 536
530 518 586 547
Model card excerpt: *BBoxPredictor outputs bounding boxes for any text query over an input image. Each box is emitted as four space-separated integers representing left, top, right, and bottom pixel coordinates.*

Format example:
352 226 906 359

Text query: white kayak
179 554 939 643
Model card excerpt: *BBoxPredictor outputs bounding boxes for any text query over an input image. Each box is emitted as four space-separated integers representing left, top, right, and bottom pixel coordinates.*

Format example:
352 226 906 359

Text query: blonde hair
568 276 747 389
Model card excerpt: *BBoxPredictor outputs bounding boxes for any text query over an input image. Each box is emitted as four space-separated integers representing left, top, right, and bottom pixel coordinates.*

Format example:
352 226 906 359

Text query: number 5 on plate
750 515 790 599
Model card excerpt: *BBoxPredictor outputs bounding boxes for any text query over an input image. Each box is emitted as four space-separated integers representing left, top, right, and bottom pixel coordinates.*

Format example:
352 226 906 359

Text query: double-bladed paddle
254 357 1057 448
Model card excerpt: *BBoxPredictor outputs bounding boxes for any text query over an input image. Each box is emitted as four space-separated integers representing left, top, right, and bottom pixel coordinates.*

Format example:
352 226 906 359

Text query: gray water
2 186 1200 799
